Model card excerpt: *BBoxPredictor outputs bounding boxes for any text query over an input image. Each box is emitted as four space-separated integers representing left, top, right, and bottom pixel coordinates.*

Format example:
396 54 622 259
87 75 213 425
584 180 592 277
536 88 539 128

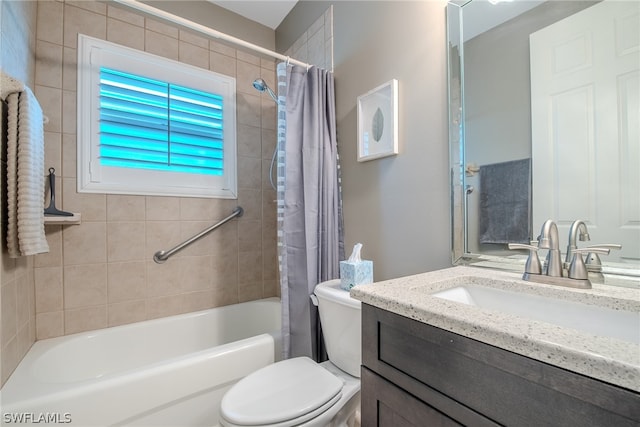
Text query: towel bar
153 206 244 263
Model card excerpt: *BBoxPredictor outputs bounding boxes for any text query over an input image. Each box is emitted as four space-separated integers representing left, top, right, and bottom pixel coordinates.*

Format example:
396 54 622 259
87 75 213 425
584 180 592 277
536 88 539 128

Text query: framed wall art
357 79 398 162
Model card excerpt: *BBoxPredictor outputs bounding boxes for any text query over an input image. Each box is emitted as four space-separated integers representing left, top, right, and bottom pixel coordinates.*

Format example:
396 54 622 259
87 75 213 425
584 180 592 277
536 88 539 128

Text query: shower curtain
276 63 344 361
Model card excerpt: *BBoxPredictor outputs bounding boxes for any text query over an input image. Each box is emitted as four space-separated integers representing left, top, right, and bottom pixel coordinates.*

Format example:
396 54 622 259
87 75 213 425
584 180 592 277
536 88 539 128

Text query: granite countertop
351 265 640 392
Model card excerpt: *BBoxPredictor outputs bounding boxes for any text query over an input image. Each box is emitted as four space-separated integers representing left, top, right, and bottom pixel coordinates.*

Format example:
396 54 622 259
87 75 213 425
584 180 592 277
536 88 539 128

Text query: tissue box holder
340 260 373 290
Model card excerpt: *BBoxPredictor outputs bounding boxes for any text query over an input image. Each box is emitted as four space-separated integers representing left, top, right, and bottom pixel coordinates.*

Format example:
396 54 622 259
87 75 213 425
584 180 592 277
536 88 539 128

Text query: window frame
77 34 237 199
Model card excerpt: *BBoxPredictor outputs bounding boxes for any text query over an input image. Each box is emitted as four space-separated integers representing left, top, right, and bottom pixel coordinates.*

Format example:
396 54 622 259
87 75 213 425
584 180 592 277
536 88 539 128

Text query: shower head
252 78 278 103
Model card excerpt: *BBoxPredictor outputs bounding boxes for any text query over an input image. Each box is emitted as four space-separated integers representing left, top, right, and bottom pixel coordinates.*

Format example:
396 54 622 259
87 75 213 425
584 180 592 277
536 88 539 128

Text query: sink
432 285 640 344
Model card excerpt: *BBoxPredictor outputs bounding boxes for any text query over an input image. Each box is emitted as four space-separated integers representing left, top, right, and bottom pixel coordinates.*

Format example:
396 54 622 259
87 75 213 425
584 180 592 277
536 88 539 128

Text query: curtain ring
285 56 290 66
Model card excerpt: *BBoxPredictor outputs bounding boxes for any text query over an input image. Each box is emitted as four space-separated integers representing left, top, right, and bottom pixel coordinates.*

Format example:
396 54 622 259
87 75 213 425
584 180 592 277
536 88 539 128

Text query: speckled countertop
351 266 640 392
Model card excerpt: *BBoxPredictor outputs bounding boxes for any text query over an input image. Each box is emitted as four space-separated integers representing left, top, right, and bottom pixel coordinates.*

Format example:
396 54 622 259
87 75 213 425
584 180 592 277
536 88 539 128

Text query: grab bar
153 206 244 263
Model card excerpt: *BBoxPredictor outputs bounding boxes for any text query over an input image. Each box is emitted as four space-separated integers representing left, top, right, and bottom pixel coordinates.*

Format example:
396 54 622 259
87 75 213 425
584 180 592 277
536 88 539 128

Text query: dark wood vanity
361 304 640 426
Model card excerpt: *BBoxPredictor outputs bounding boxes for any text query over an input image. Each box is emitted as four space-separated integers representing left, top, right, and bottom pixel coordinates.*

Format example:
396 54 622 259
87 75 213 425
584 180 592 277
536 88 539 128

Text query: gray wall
278 1 452 281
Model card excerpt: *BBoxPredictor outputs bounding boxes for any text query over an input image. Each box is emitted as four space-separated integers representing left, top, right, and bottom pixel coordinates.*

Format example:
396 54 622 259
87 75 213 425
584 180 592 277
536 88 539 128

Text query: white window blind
78 35 237 198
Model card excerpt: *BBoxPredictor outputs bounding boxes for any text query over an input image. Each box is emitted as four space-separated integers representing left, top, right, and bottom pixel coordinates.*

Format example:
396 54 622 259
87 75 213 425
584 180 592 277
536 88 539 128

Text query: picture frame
357 79 398 162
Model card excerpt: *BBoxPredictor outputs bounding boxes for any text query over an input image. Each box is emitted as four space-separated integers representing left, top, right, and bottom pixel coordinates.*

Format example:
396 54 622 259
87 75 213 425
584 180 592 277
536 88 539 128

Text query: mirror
447 0 640 284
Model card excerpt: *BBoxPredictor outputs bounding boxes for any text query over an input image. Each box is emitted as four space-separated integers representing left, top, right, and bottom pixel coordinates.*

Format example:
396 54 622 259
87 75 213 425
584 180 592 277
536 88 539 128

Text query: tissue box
339 260 373 290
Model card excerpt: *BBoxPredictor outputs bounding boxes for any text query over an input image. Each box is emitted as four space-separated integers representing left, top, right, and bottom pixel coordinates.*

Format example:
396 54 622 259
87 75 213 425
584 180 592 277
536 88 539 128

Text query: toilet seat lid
220 357 343 426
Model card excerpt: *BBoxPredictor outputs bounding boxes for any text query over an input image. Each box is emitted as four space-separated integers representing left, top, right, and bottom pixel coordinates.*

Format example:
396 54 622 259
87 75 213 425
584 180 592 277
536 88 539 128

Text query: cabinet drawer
362 367 463 427
362 304 640 427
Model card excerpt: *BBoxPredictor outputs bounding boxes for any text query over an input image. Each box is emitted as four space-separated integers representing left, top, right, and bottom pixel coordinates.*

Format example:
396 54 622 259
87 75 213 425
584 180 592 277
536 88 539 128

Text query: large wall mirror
447 0 639 286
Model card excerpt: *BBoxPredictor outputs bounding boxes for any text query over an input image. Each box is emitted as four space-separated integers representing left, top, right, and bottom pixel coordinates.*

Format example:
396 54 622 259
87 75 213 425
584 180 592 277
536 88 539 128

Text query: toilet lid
220 357 343 426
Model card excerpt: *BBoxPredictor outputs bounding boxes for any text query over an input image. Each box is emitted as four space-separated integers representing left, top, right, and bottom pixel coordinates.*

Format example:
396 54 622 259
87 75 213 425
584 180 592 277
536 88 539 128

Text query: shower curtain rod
112 0 310 68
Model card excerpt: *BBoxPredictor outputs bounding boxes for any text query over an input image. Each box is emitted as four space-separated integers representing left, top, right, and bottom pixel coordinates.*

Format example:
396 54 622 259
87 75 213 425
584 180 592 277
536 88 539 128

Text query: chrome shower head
252 78 278 103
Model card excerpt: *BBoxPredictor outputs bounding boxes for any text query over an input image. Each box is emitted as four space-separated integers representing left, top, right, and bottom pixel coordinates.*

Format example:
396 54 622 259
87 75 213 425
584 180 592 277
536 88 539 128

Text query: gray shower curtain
276 63 344 361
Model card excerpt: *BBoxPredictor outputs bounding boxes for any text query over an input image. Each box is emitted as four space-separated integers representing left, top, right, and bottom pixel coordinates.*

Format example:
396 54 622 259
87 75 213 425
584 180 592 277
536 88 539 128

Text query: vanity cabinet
361 304 640 427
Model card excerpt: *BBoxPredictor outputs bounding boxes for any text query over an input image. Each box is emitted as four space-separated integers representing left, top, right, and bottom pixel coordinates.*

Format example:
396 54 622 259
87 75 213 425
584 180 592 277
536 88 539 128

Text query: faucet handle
508 243 542 275
569 247 610 280
584 244 622 271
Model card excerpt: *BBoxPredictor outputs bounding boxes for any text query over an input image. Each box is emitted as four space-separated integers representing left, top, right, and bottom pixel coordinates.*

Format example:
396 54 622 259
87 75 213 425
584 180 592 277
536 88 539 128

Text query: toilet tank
314 279 361 378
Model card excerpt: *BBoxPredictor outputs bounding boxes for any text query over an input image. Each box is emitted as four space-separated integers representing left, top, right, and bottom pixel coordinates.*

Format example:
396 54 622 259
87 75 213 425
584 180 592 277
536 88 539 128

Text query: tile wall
32 0 279 341
1 0 38 387
282 6 334 71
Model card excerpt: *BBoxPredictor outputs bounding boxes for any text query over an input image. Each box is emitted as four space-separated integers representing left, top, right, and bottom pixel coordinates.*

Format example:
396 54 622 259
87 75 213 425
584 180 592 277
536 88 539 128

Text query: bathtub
0 298 281 427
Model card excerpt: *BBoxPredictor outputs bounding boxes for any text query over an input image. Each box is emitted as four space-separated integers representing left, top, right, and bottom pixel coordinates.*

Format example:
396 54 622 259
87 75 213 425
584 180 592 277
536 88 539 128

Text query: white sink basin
432 285 640 344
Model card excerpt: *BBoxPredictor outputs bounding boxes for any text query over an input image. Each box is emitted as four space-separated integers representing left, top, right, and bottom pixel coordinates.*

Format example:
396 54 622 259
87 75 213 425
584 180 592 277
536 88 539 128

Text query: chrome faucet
565 220 590 266
537 219 563 277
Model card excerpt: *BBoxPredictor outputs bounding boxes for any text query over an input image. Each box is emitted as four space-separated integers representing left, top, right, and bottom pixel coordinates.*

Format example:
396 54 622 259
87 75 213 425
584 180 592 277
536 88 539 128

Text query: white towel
6 87 49 257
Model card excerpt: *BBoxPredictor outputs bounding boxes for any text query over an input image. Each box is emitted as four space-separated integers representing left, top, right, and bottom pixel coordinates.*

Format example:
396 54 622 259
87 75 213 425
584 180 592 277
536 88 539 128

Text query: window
77 35 237 198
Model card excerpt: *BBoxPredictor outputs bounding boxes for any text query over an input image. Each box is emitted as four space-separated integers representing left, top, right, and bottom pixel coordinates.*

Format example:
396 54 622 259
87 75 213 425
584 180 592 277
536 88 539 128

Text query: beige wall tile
34 267 63 313
36 0 63 44
35 40 63 89
107 222 146 262
65 305 107 335
212 281 238 308
211 250 238 288
179 30 208 49
238 189 261 221
35 85 62 133
182 290 214 313
1 281 18 348
107 17 144 51
61 90 75 134
261 128 277 160
236 60 261 95
210 51 236 77
107 195 146 221
145 221 181 258
237 124 262 158
63 264 107 309
146 197 180 221
146 260 183 298
107 261 146 303
63 4 106 48
180 198 215 221
238 156 262 189
209 40 235 57
179 256 213 292
147 295 183 320
108 300 146 326
62 177 106 220
63 222 107 265
36 311 64 340
1 336 19 386
145 29 179 60
36 225 63 267
261 98 277 130
62 47 76 92
236 50 260 66
107 4 144 27
238 251 262 285
44 131 62 177
145 18 179 38
179 41 209 69
237 92 261 127
239 282 262 303
239 220 262 252
65 1 106 15
25 0 280 346
61 133 76 177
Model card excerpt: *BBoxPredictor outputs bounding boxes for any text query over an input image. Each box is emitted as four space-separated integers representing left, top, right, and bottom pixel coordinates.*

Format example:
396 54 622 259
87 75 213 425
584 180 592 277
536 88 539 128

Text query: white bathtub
0 298 281 427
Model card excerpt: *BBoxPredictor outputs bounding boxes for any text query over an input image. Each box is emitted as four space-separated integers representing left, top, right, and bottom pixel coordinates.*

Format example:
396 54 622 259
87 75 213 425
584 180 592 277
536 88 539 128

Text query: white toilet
219 279 362 427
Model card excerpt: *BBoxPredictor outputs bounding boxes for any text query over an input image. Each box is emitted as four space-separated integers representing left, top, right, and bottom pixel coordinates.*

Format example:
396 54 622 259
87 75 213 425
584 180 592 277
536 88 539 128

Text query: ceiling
207 0 299 29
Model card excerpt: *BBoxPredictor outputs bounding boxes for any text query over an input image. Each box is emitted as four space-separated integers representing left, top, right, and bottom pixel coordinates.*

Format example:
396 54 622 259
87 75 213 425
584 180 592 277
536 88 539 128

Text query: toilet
219 279 362 427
